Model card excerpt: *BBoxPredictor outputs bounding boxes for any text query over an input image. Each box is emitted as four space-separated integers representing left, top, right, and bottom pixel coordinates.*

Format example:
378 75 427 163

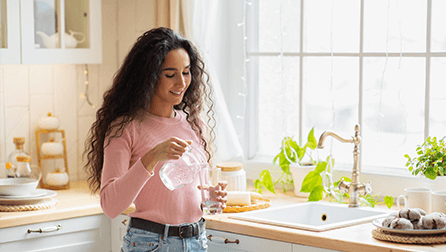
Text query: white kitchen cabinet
110 217 340 252
206 229 292 252
111 214 130 252
0 214 111 252
292 244 340 252
0 0 21 64
207 229 339 252
0 0 102 64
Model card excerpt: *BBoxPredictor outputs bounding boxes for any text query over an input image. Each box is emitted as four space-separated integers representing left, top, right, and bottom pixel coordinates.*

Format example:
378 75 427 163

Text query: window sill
244 157 424 200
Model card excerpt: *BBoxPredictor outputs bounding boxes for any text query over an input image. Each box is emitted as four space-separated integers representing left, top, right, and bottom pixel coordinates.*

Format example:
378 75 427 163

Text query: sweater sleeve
99 124 153 219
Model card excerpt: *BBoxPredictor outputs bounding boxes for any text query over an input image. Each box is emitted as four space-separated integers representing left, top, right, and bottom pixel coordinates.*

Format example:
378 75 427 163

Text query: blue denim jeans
121 224 208 252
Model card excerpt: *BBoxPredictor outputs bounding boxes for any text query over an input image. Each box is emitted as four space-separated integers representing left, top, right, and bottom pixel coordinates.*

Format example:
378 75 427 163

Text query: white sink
229 201 391 232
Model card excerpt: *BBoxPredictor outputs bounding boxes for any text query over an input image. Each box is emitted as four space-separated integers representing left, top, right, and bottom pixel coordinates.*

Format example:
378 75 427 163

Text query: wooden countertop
1 181 446 252
0 181 103 228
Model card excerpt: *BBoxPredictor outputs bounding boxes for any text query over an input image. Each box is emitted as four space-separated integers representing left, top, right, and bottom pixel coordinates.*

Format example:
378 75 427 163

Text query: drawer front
292 244 340 252
0 214 111 252
206 229 292 252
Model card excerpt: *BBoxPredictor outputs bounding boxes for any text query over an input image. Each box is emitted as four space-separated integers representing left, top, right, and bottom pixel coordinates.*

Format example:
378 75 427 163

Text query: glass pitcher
159 145 203 191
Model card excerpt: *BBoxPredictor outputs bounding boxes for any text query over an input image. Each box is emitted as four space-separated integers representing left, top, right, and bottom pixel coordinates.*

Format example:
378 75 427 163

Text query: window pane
65 0 90 48
34 0 58 49
304 0 360 53
362 57 425 168
431 0 446 52
303 57 359 164
258 0 301 52
430 58 446 137
364 0 426 53
256 56 300 157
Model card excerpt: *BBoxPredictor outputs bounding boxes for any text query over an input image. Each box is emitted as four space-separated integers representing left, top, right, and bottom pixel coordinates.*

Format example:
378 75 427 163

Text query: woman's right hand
141 137 192 173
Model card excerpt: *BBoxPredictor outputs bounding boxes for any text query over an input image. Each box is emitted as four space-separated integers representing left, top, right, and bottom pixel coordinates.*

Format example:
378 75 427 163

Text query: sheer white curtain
184 0 244 164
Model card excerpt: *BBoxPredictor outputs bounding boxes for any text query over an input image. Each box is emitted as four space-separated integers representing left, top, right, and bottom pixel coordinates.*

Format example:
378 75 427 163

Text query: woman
84 27 227 251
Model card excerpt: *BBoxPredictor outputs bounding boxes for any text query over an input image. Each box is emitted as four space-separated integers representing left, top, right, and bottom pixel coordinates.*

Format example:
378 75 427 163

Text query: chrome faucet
317 124 372 208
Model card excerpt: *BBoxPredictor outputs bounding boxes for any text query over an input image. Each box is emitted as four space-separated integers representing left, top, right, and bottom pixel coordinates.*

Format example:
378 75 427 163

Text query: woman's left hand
213 181 228 209
198 181 228 209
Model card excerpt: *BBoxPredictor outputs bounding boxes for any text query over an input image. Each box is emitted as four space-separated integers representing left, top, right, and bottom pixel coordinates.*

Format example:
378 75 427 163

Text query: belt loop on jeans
163 223 170 242
197 220 203 235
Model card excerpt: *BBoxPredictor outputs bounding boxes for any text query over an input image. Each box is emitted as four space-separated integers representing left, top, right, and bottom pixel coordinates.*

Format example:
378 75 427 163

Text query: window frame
244 0 446 176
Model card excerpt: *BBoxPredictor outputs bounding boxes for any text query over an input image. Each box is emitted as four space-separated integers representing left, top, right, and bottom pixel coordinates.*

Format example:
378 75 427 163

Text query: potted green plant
254 128 318 194
405 136 446 191
255 128 393 209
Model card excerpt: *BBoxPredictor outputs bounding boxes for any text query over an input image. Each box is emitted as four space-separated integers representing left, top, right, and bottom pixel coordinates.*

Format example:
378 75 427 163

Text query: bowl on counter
0 178 39 196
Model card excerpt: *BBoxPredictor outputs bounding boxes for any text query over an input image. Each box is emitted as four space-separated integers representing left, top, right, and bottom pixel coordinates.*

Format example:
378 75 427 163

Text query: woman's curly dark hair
84 27 216 194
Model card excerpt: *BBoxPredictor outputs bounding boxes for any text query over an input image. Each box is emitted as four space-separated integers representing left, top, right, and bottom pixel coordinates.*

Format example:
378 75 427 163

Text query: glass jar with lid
217 162 246 191
6 137 29 178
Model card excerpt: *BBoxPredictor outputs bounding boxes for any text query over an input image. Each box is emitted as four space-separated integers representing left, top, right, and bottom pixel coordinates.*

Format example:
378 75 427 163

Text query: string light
375 0 407 148
81 64 95 108
234 0 250 147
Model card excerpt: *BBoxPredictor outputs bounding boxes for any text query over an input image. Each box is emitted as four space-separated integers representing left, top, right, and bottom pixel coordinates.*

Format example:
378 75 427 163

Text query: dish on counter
0 189 57 205
373 218 446 235
0 178 39 196
0 189 47 199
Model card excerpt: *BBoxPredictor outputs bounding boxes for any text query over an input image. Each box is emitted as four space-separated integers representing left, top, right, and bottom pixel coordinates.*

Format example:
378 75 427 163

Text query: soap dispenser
6 137 29 178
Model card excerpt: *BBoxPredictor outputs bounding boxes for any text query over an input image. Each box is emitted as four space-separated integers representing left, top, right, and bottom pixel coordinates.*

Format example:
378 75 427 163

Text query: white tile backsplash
1 63 104 181
3 65 29 107
4 107 30 162
29 65 54 95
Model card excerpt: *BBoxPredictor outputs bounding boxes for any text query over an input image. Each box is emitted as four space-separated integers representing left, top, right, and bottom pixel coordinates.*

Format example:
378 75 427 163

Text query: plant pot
421 175 446 192
290 164 316 197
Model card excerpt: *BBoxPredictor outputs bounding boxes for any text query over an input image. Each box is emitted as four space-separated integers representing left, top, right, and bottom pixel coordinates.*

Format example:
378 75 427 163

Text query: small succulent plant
405 136 446 180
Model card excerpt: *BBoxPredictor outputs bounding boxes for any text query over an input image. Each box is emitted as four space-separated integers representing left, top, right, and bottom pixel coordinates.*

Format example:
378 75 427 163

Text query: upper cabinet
0 0 102 64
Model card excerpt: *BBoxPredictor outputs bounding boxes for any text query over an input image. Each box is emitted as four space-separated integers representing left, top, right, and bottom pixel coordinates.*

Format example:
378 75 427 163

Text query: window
245 0 446 174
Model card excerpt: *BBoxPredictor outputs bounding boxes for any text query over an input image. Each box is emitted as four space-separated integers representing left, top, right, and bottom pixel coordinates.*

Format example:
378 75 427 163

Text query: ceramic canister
217 162 246 191
41 138 64 156
46 168 69 187
39 112 59 130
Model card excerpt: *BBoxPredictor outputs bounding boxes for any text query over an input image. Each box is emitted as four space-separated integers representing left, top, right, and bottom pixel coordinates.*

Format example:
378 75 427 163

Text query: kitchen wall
1 0 233 183
0 0 161 182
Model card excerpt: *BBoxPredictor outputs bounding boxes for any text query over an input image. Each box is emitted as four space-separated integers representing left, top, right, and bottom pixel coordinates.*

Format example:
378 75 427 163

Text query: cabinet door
111 214 130 252
0 0 21 64
292 244 340 252
0 214 111 252
206 229 292 252
20 0 102 64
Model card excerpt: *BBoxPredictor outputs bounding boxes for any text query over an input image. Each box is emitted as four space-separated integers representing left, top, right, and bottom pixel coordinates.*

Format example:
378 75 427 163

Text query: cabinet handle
207 234 240 245
225 238 240 244
28 224 62 233
122 219 128 226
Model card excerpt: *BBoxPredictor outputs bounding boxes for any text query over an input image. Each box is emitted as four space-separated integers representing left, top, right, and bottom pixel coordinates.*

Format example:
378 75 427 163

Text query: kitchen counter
0 181 104 228
1 181 446 252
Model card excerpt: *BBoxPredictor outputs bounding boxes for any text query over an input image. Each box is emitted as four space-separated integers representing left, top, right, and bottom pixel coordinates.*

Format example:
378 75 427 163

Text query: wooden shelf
35 129 70 189
39 155 66 159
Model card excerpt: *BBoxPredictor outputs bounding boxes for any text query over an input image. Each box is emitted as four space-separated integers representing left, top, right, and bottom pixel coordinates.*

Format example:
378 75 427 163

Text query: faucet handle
364 182 373 195
357 182 373 196
337 178 350 194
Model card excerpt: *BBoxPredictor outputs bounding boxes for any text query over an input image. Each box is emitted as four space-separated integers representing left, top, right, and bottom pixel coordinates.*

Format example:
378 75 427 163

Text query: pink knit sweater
100 110 205 225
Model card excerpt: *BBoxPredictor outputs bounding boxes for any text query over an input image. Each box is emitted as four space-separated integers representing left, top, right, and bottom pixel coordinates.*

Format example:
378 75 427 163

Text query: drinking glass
199 165 223 215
